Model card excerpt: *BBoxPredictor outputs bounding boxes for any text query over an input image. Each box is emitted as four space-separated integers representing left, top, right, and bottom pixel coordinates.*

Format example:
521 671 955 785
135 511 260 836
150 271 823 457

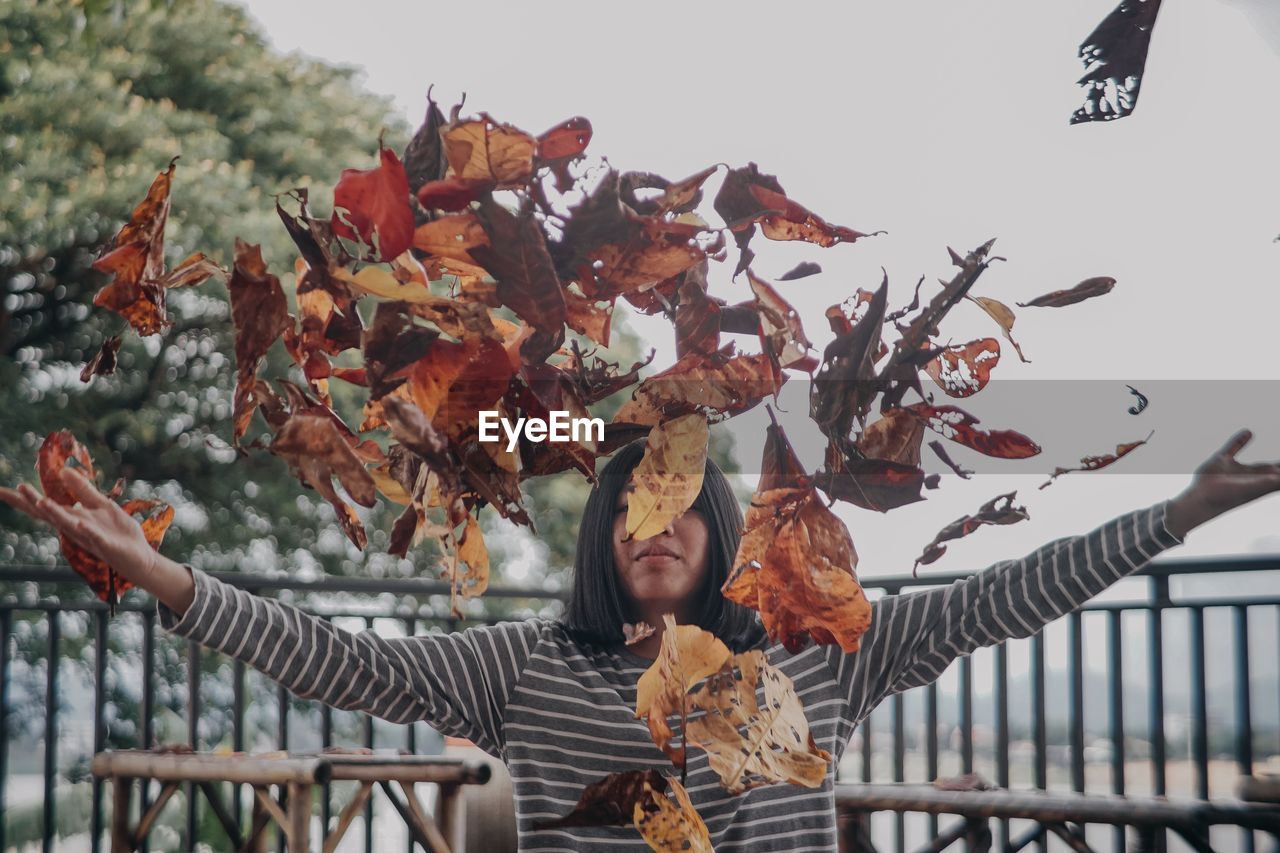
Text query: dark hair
561 438 766 652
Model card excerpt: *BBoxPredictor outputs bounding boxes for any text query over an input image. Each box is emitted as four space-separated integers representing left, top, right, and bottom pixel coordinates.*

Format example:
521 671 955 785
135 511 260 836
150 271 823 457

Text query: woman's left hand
1165 429 1280 539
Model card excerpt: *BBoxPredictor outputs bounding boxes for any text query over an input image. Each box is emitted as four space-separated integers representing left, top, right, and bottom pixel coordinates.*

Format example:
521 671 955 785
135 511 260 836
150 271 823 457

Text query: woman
3 430 1279 851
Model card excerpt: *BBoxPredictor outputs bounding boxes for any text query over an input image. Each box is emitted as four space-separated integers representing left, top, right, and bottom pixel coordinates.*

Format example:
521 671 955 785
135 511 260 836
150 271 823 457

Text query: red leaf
906 403 1042 459
331 145 414 262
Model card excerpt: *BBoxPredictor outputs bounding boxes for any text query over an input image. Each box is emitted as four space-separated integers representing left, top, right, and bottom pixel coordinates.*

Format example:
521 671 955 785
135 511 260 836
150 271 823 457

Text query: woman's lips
636 544 679 563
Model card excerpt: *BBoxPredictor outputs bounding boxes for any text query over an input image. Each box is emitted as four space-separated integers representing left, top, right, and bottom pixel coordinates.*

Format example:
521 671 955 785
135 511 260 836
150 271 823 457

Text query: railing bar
1234 605 1255 853
1069 611 1085 793
1149 579 1167 798
1109 609 1125 853
140 611 154 853
960 655 973 775
233 659 245 835
321 698 333 840
995 641 1010 852
406 615 417 853
43 612 59 853
925 681 938 839
91 611 108 853
1031 631 1047 853
893 691 904 853
860 715 872 784
277 683 289 853
364 616 375 853
187 640 200 851
1190 607 1209 800
0 610 10 853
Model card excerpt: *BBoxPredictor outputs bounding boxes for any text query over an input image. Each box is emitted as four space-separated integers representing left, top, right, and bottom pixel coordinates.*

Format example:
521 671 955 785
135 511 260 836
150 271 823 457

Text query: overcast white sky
237 0 1280 578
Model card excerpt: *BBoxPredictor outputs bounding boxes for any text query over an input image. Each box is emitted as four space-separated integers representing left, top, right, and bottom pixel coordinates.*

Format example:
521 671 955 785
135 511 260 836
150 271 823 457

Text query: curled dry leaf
635 777 713 853
635 615 732 768
673 265 721 359
913 491 1029 573
91 157 225 335
533 769 667 830
1072 0 1165 124
443 114 537 186
623 622 657 646
443 513 489 615
686 649 831 794
1016 276 1116 308
924 338 1001 398
906 403 1041 459
928 440 973 479
270 412 378 549
612 345 783 427
80 335 122 382
966 295 1029 363
331 144 415 262
747 270 814 371
228 241 292 442
625 414 709 542
37 431 174 610
1039 431 1154 489
724 422 872 653
811 276 888 441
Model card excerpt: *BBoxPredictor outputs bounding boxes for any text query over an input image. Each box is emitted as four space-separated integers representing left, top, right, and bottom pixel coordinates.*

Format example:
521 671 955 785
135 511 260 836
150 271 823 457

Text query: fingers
1220 429 1253 459
0 486 42 518
60 467 111 509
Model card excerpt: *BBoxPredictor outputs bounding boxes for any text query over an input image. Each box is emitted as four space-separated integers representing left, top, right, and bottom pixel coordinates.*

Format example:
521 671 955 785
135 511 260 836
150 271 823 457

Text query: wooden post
286 782 310 852
437 783 462 852
247 787 269 853
110 777 132 853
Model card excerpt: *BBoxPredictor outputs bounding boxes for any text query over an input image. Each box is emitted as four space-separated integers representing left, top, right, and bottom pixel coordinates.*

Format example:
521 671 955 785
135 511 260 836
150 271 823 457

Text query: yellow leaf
333 265 435 303
633 777 712 853
626 414 708 541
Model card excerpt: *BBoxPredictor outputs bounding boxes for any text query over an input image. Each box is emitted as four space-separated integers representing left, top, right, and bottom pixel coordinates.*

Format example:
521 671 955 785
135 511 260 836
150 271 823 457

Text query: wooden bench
92 748 491 852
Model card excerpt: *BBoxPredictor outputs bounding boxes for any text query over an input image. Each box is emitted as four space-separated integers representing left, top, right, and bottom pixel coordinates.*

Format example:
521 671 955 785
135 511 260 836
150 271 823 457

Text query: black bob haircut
561 438 766 653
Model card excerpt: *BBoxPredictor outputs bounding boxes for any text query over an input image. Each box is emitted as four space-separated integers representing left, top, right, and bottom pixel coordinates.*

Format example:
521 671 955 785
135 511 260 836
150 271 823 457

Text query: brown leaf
815 451 940 513
91 157 225 335
471 198 567 361
37 432 174 609
1016 276 1116 308
228 241 292 442
685 650 832 793
966 295 1030 363
443 513 489 612
674 265 721 359
634 777 712 853
1072 0 1165 124
810 275 888 441
635 616 732 768
563 286 614 347
360 302 440 400
270 412 378 549
332 145 415 262
586 215 713 299
533 770 667 830
914 491 1029 572
443 115 536 186
857 407 925 467
625 414 709 541
747 270 814 371
906 403 1042 459
402 90 448 200
778 261 822 281
724 423 873 653
80 335 122 382
612 345 783 426
1040 431 1153 489
928 440 973 479
923 338 1001 398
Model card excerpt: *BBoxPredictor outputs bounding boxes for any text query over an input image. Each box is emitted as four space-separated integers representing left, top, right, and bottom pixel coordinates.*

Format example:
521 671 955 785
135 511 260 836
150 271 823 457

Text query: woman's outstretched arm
0 468 542 758
823 428 1280 725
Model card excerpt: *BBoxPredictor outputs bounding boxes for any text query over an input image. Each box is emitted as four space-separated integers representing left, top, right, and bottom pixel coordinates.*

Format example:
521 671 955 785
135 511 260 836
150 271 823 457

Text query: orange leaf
442 115 536 186
228 241 292 442
923 338 1001 398
625 414 709 541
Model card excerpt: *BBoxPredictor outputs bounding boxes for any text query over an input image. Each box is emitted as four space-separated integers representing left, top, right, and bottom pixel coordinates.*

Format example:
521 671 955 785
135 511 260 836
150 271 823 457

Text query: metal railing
2 554 1279 852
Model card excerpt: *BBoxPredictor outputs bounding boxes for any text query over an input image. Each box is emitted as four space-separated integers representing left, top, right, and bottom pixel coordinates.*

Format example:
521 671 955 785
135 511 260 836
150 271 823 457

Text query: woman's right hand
0 468 196 613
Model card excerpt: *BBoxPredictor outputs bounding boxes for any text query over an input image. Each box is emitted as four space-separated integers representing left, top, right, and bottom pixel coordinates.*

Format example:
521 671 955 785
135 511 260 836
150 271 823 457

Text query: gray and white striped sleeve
157 565 544 758
825 500 1184 725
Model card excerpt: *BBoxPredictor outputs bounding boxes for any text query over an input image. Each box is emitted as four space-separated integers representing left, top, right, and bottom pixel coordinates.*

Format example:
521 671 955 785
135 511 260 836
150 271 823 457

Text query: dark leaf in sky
928 440 973 479
403 89 448 200
1126 384 1149 415
1016 277 1116 308
1040 431 1154 489
811 275 888 441
914 491 1029 573
778 261 822 281
80 335 122 382
907 403 1042 459
815 449 940 513
1072 0 1165 124
534 770 667 830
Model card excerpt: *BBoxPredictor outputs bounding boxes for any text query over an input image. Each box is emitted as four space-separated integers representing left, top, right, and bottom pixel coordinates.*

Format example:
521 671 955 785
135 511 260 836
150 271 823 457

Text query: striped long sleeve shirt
157 500 1183 851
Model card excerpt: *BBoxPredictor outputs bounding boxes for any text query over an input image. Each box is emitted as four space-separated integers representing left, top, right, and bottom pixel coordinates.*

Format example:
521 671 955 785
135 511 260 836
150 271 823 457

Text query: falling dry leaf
1072 0 1165 124
634 777 712 853
1016 277 1116 308
332 144 415 262
966 295 1029 364
533 769 667 831
906 403 1041 459
913 491 1029 573
626 414 709 541
1040 431 1154 489
623 622 657 646
924 338 1001 398
228 241 292 442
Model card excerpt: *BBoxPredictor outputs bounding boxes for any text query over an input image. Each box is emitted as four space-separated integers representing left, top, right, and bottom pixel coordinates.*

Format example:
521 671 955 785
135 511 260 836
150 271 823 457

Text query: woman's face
612 486 711 623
